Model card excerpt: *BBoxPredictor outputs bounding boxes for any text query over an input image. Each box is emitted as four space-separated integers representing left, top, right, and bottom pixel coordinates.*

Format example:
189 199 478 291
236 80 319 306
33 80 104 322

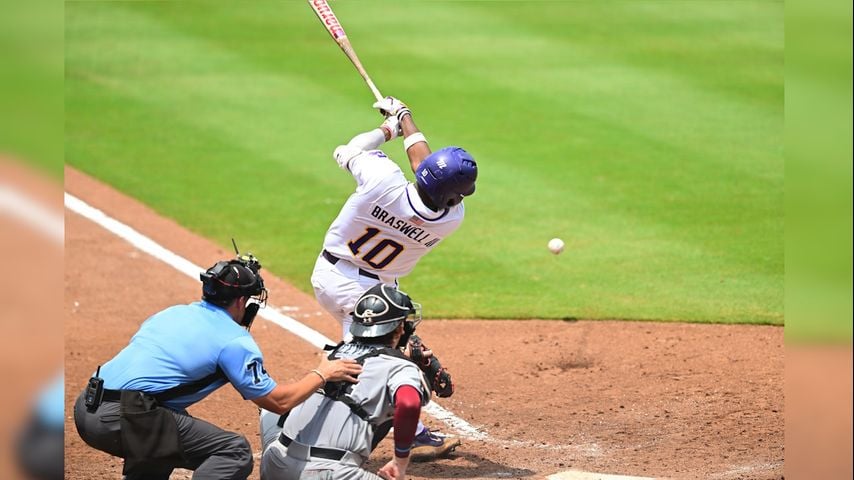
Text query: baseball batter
308 96 477 458
261 284 430 480
311 96 478 337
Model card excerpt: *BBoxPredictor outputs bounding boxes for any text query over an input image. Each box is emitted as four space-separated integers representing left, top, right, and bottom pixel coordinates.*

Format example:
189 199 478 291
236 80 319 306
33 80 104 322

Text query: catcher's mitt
407 335 454 398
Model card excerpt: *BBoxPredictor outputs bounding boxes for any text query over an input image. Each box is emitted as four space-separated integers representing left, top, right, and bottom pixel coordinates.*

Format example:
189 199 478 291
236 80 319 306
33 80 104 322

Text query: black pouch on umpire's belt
118 390 186 474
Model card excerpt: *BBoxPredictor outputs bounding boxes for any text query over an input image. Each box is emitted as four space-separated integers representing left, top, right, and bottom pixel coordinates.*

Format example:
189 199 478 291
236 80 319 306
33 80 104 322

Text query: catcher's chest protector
321 343 414 425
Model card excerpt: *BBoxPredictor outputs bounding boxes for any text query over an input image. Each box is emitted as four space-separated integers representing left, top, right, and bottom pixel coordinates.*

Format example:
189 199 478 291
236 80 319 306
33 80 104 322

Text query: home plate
547 471 658 480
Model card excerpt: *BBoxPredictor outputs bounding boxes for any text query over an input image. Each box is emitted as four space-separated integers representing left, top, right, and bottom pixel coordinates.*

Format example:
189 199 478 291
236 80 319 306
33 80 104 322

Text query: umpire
73 253 362 480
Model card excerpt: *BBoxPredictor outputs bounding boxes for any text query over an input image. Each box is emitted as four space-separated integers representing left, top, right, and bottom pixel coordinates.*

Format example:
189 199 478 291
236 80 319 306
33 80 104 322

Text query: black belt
322 250 380 280
102 389 122 402
100 389 159 403
279 433 346 461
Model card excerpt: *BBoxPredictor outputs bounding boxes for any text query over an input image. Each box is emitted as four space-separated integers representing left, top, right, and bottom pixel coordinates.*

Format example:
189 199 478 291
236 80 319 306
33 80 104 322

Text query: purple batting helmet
415 147 478 208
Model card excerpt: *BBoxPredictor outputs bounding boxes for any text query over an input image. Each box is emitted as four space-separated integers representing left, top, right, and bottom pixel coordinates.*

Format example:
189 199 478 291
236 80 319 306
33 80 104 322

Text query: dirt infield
64 166 784 479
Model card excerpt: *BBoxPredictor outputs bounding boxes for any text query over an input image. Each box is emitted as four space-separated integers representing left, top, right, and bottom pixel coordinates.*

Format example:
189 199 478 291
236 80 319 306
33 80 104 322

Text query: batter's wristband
396 108 412 122
403 133 427 151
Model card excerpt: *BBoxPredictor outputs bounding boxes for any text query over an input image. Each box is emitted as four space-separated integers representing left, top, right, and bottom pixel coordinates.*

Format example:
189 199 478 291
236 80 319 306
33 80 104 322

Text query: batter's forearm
347 128 387 152
400 115 431 172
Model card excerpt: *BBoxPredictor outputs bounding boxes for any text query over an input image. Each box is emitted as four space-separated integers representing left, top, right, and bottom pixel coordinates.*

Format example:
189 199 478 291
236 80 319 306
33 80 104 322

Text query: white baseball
548 238 565 255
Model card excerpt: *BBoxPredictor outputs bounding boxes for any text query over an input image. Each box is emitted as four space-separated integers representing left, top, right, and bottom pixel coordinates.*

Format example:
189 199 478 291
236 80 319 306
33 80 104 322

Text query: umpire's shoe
410 429 461 462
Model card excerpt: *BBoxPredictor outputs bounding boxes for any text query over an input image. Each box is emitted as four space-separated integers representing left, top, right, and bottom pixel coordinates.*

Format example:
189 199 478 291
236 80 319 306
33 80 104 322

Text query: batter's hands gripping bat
308 0 383 102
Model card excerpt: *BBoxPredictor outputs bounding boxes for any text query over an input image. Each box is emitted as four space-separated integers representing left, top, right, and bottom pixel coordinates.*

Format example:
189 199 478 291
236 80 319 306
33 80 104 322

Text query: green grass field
66 1 784 324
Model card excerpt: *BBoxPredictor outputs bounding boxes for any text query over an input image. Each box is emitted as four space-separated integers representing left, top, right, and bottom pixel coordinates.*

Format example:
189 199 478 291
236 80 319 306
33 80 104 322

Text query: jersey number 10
348 227 404 270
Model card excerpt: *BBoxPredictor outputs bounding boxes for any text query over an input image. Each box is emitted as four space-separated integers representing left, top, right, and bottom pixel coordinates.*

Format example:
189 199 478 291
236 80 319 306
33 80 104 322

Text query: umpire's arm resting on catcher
254 355 362 414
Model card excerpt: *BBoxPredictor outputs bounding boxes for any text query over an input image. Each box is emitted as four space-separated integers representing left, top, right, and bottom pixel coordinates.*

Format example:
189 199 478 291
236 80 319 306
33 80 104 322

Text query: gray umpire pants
73 391 253 480
260 438 378 480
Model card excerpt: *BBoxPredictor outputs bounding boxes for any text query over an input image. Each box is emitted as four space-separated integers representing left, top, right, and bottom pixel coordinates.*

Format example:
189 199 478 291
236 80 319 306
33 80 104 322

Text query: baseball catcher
260 284 459 480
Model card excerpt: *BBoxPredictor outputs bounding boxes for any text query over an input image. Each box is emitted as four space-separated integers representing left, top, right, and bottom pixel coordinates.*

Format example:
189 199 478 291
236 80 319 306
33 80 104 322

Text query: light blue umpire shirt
97 300 277 412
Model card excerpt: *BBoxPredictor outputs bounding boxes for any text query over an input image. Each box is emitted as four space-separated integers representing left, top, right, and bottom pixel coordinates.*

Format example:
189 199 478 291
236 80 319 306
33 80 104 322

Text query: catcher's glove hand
407 335 455 398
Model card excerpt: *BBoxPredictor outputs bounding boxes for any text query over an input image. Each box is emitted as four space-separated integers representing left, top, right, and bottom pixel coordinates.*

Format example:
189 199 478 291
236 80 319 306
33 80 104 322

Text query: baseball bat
308 0 383 102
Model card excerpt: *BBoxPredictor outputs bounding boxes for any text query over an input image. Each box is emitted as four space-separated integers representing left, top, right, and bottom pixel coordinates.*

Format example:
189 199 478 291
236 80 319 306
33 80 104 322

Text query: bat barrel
309 0 383 102
308 0 347 41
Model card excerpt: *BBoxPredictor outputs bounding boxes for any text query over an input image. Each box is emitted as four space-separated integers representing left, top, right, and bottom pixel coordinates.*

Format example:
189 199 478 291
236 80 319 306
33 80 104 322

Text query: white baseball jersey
323 149 465 279
274 342 429 460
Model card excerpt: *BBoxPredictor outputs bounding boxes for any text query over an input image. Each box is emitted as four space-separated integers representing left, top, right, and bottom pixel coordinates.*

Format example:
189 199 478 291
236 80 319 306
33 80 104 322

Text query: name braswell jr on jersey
322 150 465 277
370 205 440 247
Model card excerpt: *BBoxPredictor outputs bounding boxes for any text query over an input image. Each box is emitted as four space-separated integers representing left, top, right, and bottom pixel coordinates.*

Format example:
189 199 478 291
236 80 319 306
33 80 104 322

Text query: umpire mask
200 254 268 329
242 301 261 330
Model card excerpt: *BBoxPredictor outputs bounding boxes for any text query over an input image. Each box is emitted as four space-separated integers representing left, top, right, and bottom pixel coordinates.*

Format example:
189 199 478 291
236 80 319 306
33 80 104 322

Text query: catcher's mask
350 284 421 341
200 254 268 329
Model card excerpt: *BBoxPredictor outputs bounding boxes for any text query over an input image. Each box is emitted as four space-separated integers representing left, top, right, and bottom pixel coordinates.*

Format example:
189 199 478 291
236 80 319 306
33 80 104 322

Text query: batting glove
380 115 402 141
373 96 411 122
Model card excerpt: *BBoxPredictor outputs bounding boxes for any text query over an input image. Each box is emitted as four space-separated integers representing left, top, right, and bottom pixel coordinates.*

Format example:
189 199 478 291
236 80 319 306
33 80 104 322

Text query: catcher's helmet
200 255 267 307
415 147 477 209
350 284 421 338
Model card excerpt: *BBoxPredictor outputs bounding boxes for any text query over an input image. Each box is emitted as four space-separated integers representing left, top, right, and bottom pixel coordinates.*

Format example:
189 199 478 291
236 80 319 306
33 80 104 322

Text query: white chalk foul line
424 401 489 441
64 192 490 441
